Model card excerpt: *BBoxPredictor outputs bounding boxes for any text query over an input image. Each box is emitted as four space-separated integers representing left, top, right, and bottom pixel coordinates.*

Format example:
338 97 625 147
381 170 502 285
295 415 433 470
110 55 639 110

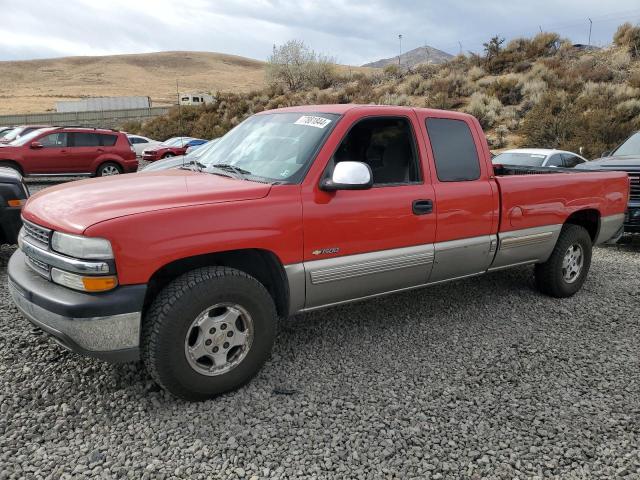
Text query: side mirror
30 141 43 149
601 150 611 158
320 161 373 191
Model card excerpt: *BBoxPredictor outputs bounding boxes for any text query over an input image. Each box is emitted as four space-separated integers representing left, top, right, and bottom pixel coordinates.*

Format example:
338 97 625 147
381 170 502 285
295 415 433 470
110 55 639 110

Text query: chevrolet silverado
8 105 629 400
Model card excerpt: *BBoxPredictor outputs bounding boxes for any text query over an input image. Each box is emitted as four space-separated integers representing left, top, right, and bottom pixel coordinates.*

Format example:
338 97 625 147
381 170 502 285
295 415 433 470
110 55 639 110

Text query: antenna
588 17 593 45
398 34 403 67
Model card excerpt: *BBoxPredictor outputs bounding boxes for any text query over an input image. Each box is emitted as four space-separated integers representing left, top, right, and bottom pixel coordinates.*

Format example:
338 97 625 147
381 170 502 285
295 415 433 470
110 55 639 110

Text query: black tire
534 224 592 298
96 161 122 177
0 161 22 176
162 152 175 159
141 266 277 401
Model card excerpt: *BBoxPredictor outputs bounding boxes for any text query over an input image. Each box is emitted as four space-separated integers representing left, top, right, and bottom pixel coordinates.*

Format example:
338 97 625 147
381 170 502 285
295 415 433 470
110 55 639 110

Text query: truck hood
23 170 272 233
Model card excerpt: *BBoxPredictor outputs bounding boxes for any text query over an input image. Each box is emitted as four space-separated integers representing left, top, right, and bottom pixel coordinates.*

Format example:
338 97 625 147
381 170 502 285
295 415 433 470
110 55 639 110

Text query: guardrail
0 106 172 128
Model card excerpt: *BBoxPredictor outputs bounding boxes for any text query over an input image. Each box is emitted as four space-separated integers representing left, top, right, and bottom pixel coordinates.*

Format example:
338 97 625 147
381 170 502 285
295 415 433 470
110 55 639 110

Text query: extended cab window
426 118 480 182
332 117 420 185
39 132 67 148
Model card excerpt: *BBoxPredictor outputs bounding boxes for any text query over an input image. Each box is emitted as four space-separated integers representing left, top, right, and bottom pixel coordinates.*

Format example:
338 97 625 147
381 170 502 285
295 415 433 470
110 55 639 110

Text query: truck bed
493 166 629 234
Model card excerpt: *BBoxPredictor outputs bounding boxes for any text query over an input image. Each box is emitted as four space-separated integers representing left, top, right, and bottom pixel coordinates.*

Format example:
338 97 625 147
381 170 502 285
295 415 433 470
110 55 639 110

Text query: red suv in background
0 127 138 177
142 137 207 161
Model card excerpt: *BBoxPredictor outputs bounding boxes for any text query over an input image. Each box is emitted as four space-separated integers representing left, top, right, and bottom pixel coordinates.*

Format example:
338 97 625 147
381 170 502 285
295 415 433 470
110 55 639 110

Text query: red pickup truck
8 105 628 400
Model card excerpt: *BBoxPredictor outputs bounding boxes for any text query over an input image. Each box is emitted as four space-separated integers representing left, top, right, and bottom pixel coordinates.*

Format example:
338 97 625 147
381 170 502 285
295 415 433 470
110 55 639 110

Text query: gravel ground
1 235 639 479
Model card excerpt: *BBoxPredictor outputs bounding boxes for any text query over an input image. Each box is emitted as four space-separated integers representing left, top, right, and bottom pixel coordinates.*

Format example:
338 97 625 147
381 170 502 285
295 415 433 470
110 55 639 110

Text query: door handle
412 199 433 215
97 148 104 152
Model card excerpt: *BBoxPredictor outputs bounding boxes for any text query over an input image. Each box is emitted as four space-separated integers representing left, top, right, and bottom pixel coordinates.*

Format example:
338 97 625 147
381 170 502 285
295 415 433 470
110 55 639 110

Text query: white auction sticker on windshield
294 115 332 128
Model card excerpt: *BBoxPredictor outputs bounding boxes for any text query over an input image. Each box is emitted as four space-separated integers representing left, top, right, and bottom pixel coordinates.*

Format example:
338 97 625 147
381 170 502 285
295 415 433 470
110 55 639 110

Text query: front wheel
162 152 175 159
141 267 278 401
534 224 592 298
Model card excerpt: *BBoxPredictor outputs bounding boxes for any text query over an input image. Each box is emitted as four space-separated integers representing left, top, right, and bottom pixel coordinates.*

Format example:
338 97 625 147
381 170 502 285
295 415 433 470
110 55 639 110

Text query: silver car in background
492 148 588 168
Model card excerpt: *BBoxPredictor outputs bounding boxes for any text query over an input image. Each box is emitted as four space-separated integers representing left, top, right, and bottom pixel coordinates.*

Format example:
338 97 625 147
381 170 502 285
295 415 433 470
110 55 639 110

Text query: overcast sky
1 0 639 64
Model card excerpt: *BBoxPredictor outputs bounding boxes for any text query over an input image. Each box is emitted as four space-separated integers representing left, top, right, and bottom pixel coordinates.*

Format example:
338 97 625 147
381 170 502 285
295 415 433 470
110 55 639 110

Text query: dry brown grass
0 51 267 114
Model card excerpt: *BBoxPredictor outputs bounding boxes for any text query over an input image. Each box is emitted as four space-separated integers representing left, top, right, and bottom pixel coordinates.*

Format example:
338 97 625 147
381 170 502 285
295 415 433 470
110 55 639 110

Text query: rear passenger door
67 132 101 173
417 114 499 282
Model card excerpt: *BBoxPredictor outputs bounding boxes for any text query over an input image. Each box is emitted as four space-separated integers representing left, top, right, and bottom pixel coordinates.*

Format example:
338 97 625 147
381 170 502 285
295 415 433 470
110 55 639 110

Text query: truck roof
260 104 476 120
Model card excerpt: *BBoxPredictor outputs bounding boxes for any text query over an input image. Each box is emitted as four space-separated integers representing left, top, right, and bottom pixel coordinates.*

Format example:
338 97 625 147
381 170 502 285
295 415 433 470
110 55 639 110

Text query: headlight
51 232 114 259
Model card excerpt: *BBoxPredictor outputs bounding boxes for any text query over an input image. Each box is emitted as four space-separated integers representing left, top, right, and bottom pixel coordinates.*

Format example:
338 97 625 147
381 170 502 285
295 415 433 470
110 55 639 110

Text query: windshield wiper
213 164 252 177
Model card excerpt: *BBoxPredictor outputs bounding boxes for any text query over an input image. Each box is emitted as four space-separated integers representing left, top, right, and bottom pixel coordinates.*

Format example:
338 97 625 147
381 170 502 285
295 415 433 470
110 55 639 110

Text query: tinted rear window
426 118 481 182
101 134 118 146
73 133 100 147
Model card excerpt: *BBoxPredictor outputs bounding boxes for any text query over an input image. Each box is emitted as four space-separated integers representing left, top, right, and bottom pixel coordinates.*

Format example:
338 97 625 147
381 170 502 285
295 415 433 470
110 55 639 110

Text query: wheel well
143 249 290 318
0 160 24 175
565 209 599 242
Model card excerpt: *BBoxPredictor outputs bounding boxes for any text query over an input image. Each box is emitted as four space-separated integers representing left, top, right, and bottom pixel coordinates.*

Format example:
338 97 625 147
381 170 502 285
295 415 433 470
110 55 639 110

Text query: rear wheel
534 224 592 297
141 266 278 401
96 162 122 177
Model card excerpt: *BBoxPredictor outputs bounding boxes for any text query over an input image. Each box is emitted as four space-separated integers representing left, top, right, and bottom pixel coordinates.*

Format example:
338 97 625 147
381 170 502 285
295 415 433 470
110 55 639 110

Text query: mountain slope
363 45 453 68
0 51 266 114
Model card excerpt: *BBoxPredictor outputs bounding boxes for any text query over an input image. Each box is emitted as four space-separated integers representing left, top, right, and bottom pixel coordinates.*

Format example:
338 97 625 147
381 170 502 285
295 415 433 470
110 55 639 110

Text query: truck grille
629 173 640 201
22 220 51 246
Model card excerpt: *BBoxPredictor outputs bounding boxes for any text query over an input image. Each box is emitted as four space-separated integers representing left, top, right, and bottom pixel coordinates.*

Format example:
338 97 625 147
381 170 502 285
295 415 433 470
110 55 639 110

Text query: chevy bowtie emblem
312 248 340 256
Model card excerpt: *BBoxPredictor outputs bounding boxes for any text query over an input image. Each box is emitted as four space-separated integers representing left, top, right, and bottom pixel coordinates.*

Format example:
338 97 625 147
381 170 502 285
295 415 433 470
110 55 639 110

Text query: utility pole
176 79 183 146
458 41 463 55
398 34 403 67
588 18 593 46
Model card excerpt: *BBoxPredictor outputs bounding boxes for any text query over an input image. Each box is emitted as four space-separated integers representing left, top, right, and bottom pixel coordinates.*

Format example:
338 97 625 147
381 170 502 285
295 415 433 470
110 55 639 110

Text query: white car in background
492 148 588 168
127 135 160 157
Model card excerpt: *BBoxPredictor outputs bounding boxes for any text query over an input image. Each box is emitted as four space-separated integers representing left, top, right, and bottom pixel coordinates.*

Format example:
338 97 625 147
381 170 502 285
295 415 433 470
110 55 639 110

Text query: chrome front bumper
8 250 145 363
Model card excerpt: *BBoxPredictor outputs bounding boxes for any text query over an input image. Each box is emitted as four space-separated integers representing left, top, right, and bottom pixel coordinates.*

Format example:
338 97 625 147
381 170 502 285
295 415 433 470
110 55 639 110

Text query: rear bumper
8 249 146 362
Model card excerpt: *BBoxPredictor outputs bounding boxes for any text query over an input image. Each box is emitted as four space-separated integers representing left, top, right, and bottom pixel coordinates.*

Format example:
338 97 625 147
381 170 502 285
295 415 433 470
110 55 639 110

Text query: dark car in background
577 132 640 233
141 137 208 161
0 166 28 244
0 127 137 177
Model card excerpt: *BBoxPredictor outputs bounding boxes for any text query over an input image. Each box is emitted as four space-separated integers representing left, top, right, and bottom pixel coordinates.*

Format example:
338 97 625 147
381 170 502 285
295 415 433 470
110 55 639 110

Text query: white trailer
179 93 215 106
56 96 152 113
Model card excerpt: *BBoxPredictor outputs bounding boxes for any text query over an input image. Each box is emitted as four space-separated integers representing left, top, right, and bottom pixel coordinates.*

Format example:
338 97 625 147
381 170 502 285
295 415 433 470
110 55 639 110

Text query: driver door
301 111 437 309
22 132 69 175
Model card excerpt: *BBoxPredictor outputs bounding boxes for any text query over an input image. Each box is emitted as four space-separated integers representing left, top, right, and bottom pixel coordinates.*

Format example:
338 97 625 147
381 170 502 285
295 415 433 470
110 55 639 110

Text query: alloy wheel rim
102 165 120 176
184 303 254 376
562 243 584 283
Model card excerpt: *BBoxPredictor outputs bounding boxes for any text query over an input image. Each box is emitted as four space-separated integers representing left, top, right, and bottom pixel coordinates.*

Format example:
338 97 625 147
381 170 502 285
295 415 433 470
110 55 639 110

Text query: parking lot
1 173 639 478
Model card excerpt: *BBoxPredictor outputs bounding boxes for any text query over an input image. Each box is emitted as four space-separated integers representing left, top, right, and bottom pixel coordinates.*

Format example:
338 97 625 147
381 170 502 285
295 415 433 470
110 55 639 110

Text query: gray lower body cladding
286 215 624 314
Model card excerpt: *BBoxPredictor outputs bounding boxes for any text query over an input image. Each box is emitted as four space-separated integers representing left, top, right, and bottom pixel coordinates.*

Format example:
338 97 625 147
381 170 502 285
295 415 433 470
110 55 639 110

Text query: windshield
186 138 219 159
492 152 546 166
198 112 339 183
612 132 640 157
9 128 54 146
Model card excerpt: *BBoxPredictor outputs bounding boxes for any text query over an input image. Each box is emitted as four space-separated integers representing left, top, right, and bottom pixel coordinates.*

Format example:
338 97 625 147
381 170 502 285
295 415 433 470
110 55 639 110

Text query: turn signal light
51 268 118 292
82 276 118 292
8 199 26 207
